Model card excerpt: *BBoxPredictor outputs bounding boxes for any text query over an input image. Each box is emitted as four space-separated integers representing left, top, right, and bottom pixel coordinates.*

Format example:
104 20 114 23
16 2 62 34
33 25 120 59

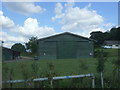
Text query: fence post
91 74 95 88
9 68 14 88
50 79 53 88
92 76 95 88
101 72 104 88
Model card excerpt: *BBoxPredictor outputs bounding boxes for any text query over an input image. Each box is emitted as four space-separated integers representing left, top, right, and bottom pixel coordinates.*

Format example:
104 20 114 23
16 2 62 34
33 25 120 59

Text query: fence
2 73 95 88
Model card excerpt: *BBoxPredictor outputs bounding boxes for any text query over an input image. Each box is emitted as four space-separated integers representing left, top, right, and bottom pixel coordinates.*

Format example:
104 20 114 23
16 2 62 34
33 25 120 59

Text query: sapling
96 49 108 88
45 62 56 88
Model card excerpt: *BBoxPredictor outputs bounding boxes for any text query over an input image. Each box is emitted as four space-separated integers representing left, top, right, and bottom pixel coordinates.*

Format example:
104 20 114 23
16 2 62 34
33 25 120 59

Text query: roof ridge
38 32 94 41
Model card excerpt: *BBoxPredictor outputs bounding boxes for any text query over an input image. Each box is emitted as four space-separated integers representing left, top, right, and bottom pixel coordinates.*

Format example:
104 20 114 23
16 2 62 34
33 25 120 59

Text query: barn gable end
38 32 94 60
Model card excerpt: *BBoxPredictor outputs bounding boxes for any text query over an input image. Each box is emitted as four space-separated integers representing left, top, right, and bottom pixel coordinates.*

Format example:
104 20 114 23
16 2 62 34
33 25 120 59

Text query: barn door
57 41 77 59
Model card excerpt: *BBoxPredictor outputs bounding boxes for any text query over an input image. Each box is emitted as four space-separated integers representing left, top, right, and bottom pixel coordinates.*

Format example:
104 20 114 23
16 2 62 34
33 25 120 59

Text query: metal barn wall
38 34 94 60
38 41 57 59
2 48 13 61
2 47 20 61
77 41 94 58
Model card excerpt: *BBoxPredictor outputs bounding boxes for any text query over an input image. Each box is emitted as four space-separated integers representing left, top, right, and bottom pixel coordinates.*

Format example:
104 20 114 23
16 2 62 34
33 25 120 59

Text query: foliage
2 48 119 88
11 43 26 53
25 37 38 54
111 57 120 88
46 63 56 88
95 49 108 88
20 63 31 88
90 26 120 46
31 61 42 88
2 63 14 88
96 49 108 73
31 62 40 78
90 31 105 46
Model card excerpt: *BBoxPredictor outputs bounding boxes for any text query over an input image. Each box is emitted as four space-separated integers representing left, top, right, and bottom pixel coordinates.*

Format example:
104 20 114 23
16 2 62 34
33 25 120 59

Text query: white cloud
4 2 46 15
1 17 56 48
12 18 55 38
0 31 28 48
55 3 63 15
103 23 115 29
0 10 15 29
1 11 55 48
0 31 28 43
52 2 114 37
52 3 64 21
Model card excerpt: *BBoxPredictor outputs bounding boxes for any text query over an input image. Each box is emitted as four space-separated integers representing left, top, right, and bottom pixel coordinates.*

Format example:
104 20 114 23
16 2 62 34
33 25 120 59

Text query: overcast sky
0 2 118 48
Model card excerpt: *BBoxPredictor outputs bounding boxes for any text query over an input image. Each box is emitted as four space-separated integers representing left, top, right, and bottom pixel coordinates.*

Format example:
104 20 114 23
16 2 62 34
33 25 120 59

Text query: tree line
11 37 38 55
11 26 120 54
90 27 120 47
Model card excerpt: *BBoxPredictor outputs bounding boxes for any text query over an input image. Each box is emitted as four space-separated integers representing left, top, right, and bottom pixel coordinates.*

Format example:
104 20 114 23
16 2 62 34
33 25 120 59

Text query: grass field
2 48 119 79
2 48 119 88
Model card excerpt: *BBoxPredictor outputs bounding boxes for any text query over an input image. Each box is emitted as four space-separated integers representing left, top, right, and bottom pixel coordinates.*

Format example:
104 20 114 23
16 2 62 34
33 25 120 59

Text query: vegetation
11 43 26 53
90 26 120 47
95 49 108 88
25 37 38 54
11 37 38 57
2 48 119 88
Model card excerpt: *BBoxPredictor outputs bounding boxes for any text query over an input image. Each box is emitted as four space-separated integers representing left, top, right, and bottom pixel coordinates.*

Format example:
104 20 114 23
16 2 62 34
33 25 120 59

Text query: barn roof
2 47 20 53
38 32 95 41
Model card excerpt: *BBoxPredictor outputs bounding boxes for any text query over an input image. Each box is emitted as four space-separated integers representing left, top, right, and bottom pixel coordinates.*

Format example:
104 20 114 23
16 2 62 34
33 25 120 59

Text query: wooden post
10 69 13 88
50 79 53 88
101 72 104 88
49 70 53 88
92 76 95 88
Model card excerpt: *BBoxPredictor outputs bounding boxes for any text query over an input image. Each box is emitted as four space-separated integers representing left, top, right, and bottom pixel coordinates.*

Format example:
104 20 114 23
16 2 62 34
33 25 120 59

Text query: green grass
3 58 97 80
96 48 119 57
20 53 37 58
2 48 119 84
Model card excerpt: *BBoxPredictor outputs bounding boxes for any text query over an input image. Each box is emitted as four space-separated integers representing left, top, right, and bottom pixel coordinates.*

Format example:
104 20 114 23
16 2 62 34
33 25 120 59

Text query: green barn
37 32 94 60
2 47 20 61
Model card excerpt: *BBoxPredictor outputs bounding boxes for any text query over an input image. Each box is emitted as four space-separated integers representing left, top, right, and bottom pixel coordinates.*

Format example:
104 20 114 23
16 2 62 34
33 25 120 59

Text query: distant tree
25 37 38 54
89 26 120 47
11 43 26 53
90 31 105 46
109 27 120 40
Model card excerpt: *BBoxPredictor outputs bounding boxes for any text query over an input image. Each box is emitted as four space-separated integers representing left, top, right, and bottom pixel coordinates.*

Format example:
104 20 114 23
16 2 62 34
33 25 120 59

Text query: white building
103 41 120 49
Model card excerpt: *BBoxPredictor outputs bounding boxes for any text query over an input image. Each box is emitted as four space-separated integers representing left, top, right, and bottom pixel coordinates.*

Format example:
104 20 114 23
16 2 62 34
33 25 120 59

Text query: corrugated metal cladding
38 32 94 60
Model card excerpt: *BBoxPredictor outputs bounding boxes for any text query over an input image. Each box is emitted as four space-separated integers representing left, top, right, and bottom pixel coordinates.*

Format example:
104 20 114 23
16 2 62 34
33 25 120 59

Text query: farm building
2 47 20 61
37 32 94 60
103 41 120 49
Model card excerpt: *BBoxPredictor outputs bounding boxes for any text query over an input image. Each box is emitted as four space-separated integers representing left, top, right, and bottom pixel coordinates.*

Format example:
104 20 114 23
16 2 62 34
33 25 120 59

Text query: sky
0 2 118 48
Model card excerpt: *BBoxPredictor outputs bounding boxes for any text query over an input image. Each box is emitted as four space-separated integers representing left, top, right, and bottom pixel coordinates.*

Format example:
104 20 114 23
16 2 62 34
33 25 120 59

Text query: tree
11 43 26 53
90 31 105 46
89 26 120 47
25 37 38 54
96 49 108 88
109 27 120 40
